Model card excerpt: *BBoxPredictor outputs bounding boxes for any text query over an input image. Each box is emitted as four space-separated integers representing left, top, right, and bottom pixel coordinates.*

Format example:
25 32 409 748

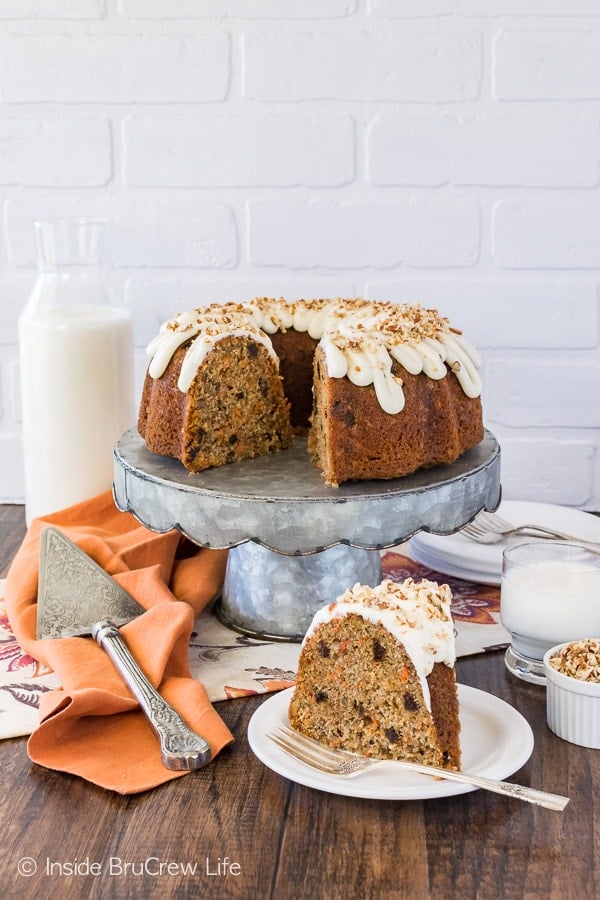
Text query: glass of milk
501 541 600 685
19 219 135 524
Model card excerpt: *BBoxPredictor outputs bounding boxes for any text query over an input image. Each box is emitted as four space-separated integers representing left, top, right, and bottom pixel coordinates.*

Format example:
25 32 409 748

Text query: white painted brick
594 456 600 511
249 200 480 269
121 0 355 17
0 119 111 187
3 354 21 425
486 358 600 428
0 0 105 17
0 271 36 344
123 113 354 187
370 1 455 15
125 275 363 346
6 196 238 269
0 34 230 103
179 277 363 309
0 433 24 502
494 31 600 100
492 433 595 507
242 31 481 102
471 0 600 11
124 276 186 348
364 279 599 349
480 0 600 11
367 112 599 187
372 0 600 14
0 8 598 511
110 196 238 269
0 347 19 421
493 199 600 269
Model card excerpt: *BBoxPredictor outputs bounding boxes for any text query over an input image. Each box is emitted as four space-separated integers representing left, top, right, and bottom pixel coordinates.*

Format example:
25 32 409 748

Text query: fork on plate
269 724 569 811
461 511 600 547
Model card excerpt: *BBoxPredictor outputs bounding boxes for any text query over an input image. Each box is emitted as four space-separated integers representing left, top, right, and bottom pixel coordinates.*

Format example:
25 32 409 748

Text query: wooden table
0 503 597 899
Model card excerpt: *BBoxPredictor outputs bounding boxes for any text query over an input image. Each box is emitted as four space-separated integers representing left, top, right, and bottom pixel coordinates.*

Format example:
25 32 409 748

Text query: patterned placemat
0 549 508 741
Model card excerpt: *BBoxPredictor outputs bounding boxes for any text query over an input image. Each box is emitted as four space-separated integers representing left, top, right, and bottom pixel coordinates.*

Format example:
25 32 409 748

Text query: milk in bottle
19 219 135 524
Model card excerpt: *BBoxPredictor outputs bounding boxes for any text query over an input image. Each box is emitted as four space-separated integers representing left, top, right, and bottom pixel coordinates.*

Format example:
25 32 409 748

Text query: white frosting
245 297 295 334
146 306 278 393
388 342 423 375
438 331 482 398
322 330 406 414
303 578 456 711
145 298 482 413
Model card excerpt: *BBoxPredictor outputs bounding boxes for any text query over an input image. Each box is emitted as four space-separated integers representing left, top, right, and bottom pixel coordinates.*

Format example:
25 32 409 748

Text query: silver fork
269 724 569 811
461 510 599 547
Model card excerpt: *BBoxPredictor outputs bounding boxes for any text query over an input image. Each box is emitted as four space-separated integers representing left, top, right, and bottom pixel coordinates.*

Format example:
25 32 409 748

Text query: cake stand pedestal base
218 543 383 641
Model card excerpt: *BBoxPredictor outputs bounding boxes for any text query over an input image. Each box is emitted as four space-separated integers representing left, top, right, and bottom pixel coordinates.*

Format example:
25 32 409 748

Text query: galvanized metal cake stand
113 428 501 642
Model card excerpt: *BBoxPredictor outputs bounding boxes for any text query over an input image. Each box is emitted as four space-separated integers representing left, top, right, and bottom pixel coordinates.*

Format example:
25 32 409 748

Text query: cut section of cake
288 578 461 770
138 309 293 471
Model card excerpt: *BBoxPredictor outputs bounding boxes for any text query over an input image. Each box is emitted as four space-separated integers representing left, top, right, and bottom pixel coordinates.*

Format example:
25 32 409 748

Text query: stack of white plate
408 501 600 586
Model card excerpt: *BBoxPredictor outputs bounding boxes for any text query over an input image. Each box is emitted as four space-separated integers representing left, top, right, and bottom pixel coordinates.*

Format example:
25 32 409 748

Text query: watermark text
17 855 241 879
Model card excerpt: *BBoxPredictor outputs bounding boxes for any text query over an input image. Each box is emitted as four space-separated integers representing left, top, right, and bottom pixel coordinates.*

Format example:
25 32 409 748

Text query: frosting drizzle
145 298 482 412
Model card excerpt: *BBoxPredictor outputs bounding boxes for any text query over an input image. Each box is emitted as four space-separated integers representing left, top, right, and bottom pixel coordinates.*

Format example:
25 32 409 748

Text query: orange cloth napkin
4 491 233 794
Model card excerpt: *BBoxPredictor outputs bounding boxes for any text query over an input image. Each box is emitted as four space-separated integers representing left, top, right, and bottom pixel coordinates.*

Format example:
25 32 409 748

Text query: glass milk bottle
19 218 135 524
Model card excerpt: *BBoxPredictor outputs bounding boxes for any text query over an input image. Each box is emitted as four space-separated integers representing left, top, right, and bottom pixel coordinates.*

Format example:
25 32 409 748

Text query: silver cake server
36 526 211 771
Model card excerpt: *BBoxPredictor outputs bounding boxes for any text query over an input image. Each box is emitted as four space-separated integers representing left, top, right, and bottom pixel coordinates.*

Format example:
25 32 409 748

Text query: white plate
405 543 501 586
247 685 534 801
409 500 600 584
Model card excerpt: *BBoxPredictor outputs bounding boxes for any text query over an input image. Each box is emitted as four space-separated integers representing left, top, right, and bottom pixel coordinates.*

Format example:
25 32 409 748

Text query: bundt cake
137 297 484 485
288 578 461 770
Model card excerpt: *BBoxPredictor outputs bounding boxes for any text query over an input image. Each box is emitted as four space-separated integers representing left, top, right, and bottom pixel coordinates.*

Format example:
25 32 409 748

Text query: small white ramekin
543 641 600 749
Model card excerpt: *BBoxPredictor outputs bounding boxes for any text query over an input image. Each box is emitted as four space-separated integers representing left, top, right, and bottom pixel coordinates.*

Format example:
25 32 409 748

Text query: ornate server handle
92 619 212 771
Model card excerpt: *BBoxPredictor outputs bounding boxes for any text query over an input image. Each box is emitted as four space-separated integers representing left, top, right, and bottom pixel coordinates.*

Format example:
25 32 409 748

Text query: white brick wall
0 3 599 512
